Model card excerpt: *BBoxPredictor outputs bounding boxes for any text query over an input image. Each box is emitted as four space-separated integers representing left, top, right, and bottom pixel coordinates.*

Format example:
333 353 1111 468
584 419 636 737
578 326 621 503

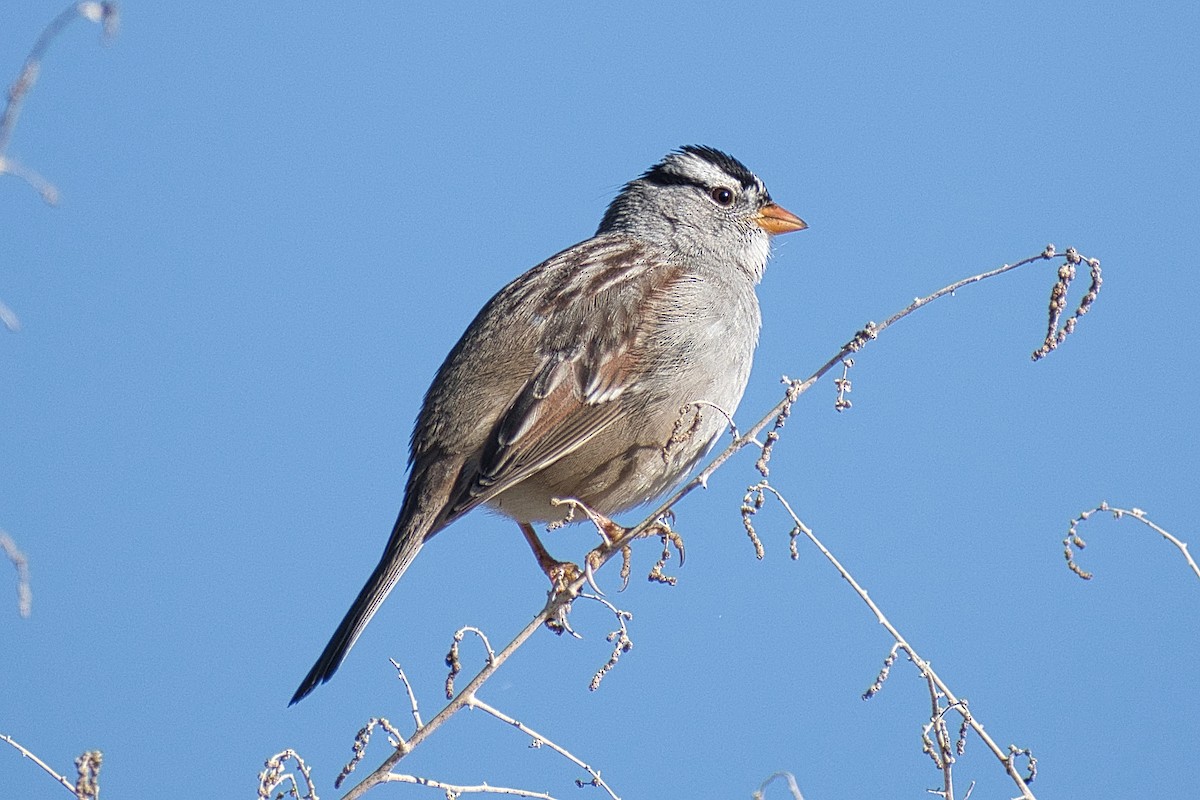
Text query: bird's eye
709 186 735 206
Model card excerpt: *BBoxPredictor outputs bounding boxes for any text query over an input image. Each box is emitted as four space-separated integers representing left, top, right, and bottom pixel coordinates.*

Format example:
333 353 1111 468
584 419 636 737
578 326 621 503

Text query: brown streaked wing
446 238 682 515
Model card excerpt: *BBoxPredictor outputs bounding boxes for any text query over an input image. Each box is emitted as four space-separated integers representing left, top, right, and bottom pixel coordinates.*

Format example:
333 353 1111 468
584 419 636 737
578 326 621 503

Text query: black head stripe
639 145 760 192
678 145 759 190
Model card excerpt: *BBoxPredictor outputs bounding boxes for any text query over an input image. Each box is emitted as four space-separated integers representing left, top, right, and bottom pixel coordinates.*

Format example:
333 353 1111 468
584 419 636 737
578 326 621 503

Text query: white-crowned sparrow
291 146 805 704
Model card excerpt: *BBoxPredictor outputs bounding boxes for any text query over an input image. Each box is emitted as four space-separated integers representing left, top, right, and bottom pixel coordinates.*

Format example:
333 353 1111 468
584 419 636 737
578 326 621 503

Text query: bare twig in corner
751 481 1037 800
467 696 619 800
1064 502 1199 583
1 2 120 332
0 529 32 618
0 2 120 203
340 632 620 797
753 771 806 800
1 733 80 796
389 659 424 729
259 749 319 800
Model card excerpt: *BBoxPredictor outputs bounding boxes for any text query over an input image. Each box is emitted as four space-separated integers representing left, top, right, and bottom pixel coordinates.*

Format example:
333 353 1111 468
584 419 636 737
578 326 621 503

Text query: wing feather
432 236 681 517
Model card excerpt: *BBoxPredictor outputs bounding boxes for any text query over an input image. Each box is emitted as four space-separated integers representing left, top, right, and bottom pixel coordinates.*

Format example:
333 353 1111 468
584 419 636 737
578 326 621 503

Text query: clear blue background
3 2 1198 798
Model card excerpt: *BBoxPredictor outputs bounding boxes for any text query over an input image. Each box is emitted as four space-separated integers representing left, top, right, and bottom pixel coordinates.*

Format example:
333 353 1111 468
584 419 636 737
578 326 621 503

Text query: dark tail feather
289 521 426 705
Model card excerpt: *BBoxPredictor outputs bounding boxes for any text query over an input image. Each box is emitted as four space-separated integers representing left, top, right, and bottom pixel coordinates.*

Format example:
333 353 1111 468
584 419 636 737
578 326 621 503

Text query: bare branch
1064 502 1199 583
336 719 406 789
0 529 32 617
2 2 120 329
861 643 900 701
1 1 121 202
752 481 1038 800
389 659 424 729
613 246 1098 558
1031 247 1102 361
753 771 806 800
467 696 619 800
1 732 79 796
340 622 620 798
339 609 551 799
582 593 634 691
379 773 560 799
445 626 497 699
259 749 319 800
0 297 22 333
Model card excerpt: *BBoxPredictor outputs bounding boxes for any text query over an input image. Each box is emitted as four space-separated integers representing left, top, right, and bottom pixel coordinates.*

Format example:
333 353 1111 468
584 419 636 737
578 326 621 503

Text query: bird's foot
588 512 684 591
543 560 583 637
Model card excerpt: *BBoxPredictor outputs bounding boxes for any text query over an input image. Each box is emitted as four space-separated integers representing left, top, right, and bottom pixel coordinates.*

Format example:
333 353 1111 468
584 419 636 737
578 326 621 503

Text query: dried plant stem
0 733 80 796
1 529 32 617
2 2 120 331
753 771 806 800
467 696 618 799
0 298 21 334
756 483 1036 800
341 608 550 799
1 2 119 202
259 749 319 800
615 245 1092 551
335 247 1086 798
379 773 559 799
342 594 623 799
388 660 424 729
1065 503 1199 583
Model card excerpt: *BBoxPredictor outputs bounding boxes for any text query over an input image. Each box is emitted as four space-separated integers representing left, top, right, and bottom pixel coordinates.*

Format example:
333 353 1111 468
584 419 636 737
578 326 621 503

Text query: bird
290 145 806 704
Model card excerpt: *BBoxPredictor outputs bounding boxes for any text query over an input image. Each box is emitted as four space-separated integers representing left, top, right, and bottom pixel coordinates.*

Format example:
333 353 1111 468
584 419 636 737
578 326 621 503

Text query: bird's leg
518 522 583 590
519 522 589 636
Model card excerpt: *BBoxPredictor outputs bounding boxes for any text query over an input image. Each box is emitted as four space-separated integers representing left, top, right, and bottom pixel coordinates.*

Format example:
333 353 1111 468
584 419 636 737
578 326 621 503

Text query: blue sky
3 2 1198 798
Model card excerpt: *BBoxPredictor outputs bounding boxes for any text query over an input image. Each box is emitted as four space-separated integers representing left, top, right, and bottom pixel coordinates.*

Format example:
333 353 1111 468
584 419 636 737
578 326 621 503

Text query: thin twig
753 771 806 800
0 298 21 333
1064 502 1199 583
1 733 78 795
754 481 1037 800
1 2 120 201
259 749 319 800
341 609 551 799
2 2 120 331
468 696 619 800
582 592 634 691
612 245 1092 554
0 529 32 617
379 773 559 799
446 626 497 698
920 673 955 799
389 659 424 729
337 719 406 789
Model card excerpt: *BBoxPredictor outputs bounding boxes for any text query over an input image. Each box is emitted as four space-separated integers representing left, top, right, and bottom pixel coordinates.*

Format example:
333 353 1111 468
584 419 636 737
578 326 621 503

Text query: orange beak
755 203 808 235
